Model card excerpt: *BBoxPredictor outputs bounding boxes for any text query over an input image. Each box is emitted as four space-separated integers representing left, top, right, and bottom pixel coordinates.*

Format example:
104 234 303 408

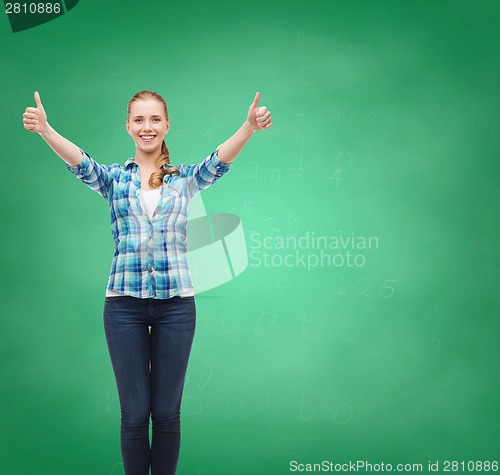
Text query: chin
138 144 160 153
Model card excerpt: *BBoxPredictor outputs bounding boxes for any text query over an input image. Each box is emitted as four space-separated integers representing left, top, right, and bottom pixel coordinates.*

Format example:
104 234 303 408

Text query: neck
134 146 161 168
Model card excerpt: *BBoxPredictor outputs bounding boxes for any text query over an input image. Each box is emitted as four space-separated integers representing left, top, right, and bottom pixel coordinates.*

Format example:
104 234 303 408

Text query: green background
1 0 499 474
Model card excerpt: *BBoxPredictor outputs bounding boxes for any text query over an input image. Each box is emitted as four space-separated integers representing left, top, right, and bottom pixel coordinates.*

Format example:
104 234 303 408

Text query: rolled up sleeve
183 146 232 198
66 149 114 200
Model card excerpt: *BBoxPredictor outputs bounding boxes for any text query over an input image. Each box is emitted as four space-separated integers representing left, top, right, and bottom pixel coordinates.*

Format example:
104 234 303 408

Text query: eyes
134 117 162 123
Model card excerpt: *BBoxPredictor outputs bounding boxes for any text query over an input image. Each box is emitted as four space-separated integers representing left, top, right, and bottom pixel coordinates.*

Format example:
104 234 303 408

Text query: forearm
39 123 83 167
217 120 255 164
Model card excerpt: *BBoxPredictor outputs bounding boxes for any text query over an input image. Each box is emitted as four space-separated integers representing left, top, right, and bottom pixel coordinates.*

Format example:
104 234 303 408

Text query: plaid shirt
65 147 231 299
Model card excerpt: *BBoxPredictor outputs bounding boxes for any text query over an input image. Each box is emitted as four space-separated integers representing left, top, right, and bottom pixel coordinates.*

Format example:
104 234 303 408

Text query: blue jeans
103 295 196 475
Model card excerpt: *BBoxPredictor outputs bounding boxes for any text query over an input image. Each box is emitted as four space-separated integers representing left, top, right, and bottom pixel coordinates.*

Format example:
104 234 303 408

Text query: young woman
22 89 272 475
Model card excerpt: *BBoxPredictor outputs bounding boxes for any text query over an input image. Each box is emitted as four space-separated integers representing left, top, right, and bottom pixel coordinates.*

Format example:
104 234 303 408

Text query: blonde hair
127 90 179 189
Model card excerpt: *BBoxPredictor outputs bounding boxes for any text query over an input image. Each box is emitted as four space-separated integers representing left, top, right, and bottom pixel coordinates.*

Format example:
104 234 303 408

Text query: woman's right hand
23 91 48 134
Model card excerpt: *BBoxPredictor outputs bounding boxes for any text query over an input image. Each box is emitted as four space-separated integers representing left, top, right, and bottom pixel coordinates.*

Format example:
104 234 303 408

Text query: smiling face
126 98 170 157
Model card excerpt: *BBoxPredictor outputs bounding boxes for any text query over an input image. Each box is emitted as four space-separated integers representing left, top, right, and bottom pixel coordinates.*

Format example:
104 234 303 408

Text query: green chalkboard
1 0 499 474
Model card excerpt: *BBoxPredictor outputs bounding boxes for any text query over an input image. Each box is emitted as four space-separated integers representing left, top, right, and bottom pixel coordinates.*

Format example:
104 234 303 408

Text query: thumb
34 91 44 109
251 91 260 109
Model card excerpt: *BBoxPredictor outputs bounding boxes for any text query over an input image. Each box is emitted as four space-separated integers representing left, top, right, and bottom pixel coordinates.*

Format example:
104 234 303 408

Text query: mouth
140 135 156 142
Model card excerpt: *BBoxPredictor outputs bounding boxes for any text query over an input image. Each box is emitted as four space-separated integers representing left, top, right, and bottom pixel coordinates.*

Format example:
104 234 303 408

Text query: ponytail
149 140 179 189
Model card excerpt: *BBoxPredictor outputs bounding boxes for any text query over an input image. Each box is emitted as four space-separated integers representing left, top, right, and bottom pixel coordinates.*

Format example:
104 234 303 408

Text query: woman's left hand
247 92 272 131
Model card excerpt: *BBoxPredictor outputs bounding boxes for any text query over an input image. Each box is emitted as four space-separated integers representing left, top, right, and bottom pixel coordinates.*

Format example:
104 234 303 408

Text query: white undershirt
105 187 195 298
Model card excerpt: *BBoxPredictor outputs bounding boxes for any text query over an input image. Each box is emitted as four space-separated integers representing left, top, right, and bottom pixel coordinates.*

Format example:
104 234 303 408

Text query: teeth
141 136 155 140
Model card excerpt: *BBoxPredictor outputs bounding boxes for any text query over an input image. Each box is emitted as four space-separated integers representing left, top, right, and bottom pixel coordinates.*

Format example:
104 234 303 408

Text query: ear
165 119 170 134
125 120 131 135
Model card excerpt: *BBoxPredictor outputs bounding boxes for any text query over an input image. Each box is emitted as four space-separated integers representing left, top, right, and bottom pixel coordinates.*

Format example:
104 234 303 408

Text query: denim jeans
103 295 196 475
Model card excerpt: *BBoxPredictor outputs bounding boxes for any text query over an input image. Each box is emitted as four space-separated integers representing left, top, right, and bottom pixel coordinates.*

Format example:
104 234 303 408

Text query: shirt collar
124 158 175 171
124 158 136 169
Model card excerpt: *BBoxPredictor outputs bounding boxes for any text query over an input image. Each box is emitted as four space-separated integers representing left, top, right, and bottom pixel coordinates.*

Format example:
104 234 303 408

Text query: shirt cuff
66 149 91 177
213 145 232 170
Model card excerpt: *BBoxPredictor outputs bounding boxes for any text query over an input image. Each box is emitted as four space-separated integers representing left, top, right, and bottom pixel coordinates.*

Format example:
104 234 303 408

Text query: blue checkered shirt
65 147 231 299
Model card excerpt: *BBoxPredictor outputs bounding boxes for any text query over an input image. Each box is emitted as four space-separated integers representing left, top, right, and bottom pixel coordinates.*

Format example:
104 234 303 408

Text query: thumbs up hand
247 92 272 131
23 91 48 134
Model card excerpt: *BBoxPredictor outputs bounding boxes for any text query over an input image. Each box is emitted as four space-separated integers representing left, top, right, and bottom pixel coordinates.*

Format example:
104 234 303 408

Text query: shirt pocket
112 195 134 217
161 183 185 213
